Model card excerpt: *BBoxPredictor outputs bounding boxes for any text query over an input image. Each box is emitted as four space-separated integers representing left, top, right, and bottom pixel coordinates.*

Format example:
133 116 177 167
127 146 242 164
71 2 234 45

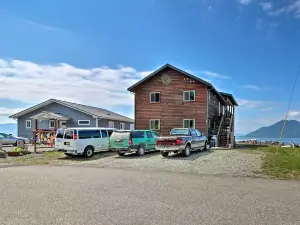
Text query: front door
145 131 155 150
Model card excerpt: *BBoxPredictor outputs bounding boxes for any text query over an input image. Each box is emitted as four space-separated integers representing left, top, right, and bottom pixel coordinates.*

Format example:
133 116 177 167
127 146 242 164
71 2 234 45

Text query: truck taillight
175 139 183 145
129 138 133 145
156 140 160 145
73 133 77 140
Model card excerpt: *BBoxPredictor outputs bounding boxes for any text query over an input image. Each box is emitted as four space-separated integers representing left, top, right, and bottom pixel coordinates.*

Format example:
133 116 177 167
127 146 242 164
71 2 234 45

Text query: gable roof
220 92 238 106
9 99 134 123
127 63 227 103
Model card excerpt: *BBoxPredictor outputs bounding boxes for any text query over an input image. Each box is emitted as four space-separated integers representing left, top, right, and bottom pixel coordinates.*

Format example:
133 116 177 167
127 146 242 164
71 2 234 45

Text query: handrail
227 113 234 147
216 113 225 139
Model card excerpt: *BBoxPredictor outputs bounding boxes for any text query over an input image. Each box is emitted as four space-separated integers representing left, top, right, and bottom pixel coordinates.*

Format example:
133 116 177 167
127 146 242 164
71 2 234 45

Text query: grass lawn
0 151 114 165
241 145 300 179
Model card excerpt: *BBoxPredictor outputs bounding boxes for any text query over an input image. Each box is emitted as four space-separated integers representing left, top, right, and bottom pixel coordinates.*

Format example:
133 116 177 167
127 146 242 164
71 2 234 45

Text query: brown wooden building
127 64 238 147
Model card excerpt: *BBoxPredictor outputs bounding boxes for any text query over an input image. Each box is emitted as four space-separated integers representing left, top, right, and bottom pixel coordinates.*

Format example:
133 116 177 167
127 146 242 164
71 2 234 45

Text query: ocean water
235 136 300 145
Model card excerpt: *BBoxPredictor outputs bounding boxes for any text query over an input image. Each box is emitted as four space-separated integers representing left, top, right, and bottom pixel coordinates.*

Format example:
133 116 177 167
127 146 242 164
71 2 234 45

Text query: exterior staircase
217 110 234 148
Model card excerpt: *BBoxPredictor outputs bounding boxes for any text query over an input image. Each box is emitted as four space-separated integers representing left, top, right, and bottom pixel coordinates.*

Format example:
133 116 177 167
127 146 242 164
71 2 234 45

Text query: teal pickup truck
109 130 160 156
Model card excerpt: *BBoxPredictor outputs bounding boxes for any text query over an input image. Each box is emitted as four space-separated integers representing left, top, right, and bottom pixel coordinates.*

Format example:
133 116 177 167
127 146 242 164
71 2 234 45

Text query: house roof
30 111 71 120
220 92 239 106
127 63 228 104
9 99 134 123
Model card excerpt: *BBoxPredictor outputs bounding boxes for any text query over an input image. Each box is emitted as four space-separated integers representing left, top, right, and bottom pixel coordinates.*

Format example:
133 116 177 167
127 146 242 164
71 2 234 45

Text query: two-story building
127 64 238 147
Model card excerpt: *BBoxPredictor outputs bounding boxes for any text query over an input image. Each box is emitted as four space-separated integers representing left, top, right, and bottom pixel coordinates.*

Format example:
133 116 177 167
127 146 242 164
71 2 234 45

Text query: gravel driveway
80 149 262 177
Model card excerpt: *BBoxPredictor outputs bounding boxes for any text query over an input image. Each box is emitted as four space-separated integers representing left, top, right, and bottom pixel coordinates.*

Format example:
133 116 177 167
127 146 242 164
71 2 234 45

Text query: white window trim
109 121 114 128
49 120 55 128
149 119 160 130
78 120 90 126
183 90 196 102
183 119 195 128
149 92 161 103
120 123 125 130
25 120 32 129
130 124 134 130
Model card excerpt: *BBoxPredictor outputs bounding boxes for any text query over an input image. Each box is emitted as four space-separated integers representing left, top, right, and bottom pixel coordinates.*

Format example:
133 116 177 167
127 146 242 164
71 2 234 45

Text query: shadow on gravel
58 151 116 162
115 151 160 159
165 149 214 161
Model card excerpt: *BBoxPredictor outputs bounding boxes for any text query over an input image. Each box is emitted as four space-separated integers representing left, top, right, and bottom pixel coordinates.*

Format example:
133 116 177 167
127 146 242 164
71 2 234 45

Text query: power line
280 63 300 141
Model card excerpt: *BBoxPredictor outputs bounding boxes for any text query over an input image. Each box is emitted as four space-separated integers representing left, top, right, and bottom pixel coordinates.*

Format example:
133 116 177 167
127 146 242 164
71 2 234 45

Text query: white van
55 127 117 157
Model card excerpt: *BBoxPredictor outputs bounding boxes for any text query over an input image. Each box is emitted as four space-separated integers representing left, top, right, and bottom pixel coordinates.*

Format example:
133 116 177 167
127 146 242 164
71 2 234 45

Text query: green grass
242 146 300 179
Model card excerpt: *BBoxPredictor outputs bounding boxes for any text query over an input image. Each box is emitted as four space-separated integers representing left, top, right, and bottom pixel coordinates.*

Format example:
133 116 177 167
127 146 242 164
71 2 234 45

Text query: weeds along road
1 165 300 225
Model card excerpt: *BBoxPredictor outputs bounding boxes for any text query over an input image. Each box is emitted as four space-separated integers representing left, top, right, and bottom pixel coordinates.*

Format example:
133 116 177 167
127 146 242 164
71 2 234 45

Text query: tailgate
157 136 178 146
110 131 130 148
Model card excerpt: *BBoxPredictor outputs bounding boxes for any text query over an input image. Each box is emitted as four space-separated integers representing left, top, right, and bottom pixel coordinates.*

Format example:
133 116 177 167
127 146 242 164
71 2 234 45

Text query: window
64 130 74 139
146 131 153 138
78 130 101 139
183 119 195 128
150 119 160 130
130 124 134 130
78 120 90 126
195 129 202 136
130 131 145 138
183 90 195 101
190 129 197 137
150 92 160 103
109 121 114 128
56 129 64 138
26 120 31 129
49 120 55 128
170 129 190 136
100 130 108 138
153 131 160 137
120 123 125 130
107 130 114 137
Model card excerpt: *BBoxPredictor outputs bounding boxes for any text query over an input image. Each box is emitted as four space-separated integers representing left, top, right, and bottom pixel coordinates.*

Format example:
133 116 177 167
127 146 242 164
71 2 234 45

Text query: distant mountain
0 123 17 136
245 120 300 138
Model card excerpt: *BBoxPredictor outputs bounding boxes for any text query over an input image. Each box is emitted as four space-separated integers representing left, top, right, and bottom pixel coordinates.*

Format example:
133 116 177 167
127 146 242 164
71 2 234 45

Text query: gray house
9 99 134 139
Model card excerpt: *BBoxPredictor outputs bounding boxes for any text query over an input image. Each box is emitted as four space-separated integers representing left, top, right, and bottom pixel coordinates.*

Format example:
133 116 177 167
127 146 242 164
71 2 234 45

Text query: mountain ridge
245 120 300 138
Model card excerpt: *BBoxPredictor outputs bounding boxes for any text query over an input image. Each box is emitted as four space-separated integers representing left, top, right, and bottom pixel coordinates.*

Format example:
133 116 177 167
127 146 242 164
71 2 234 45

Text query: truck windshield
170 129 190 136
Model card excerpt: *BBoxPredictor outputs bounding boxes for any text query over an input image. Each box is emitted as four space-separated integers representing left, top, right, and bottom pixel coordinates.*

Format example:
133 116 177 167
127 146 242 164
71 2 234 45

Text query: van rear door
63 129 77 151
55 129 65 150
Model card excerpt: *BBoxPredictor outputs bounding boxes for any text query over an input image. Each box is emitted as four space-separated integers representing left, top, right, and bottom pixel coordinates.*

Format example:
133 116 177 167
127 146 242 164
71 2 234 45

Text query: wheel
64 153 74 157
182 145 191 157
83 146 94 158
160 151 169 157
136 146 145 156
117 151 125 156
173 151 179 154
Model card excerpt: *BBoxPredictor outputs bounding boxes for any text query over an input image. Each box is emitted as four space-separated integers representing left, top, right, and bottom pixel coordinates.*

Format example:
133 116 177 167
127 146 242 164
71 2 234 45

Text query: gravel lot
80 149 263 177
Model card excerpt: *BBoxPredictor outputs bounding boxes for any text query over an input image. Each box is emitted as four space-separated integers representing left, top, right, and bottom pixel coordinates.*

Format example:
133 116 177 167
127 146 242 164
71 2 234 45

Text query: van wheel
84 146 94 158
136 146 145 156
117 151 125 156
161 151 169 157
182 145 191 157
203 141 208 151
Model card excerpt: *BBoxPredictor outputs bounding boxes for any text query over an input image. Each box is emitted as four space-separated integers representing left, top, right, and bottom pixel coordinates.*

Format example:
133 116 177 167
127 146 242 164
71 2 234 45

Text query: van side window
64 130 74 139
130 131 144 138
101 130 108 138
146 131 153 138
78 130 101 139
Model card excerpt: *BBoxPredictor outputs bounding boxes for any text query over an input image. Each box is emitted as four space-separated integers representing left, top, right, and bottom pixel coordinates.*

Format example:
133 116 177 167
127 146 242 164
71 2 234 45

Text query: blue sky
0 0 300 134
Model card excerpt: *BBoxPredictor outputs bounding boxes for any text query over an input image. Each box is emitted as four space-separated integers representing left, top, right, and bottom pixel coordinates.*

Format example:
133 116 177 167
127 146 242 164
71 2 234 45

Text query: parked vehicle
55 127 116 158
109 130 160 156
0 133 30 146
156 128 207 157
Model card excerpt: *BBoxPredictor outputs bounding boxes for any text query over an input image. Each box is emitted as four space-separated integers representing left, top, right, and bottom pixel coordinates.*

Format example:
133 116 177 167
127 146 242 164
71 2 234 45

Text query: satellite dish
161 74 171 85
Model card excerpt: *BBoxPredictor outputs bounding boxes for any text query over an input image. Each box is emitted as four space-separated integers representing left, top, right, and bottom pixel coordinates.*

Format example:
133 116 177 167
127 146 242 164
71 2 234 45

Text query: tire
136 146 145 156
182 144 191 157
83 146 94 158
173 151 179 154
64 153 74 157
160 151 169 157
117 151 125 156
203 141 207 151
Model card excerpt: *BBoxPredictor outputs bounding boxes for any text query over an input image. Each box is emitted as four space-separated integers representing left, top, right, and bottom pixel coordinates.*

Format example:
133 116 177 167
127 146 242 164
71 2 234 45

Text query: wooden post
34 119 38 153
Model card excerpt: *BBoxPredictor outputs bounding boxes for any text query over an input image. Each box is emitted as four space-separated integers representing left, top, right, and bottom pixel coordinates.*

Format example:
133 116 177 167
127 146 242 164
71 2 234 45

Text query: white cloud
0 107 26 116
202 71 231 79
0 59 150 119
269 0 300 18
239 0 252 5
260 2 272 11
288 110 300 117
242 84 261 90
261 107 272 111
237 99 263 109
